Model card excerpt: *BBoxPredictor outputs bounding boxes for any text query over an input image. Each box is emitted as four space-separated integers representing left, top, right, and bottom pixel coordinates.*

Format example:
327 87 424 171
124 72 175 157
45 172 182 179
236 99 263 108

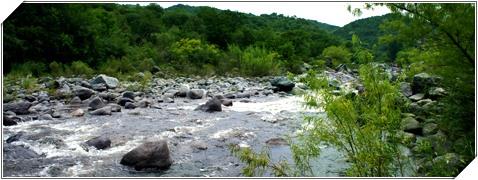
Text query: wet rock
409 93 425 102
24 95 37 102
85 136 111 150
3 101 32 115
266 138 288 146
213 94 225 100
224 93 236 99
190 140 207 151
52 111 61 118
91 83 107 92
408 103 426 116
195 98 222 112
240 99 252 103
270 76 295 92
3 143 42 159
6 131 26 143
164 98 174 103
120 140 173 171
99 92 116 102
43 137 65 149
91 74 119 89
3 115 18 126
89 97 105 110
71 96 82 104
187 89 205 99
178 84 190 97
69 108 85 117
40 114 54 120
122 91 135 100
90 106 112 116
220 99 233 106
117 97 134 106
401 117 422 135
138 99 152 108
125 102 137 109
74 87 95 100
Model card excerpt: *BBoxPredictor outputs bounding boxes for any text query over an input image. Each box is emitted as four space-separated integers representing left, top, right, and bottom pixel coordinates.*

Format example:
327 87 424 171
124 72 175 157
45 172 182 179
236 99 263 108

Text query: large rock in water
3 143 42 159
187 89 206 99
3 102 32 115
89 97 105 110
178 84 190 97
74 87 95 100
195 98 222 112
3 115 18 126
90 106 112 116
270 76 295 92
91 74 119 89
120 140 173 171
84 136 111 150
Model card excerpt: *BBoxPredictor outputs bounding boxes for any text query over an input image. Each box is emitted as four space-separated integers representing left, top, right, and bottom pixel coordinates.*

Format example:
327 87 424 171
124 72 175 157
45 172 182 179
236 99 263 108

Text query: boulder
90 106 112 116
120 140 173 171
195 98 222 112
3 143 42 160
99 92 116 102
236 92 251 99
3 115 18 126
125 102 137 109
89 97 105 110
408 103 426 116
40 114 54 120
409 93 425 102
266 138 289 146
412 73 439 94
422 123 439 136
224 93 236 99
270 76 295 92
178 84 190 97
6 131 26 143
108 104 122 112
190 140 207 151
91 74 119 89
213 94 225 100
138 100 152 108
187 89 205 99
220 99 233 106
117 98 134 106
122 91 135 100
401 117 422 135
428 87 446 100
84 136 111 150
74 87 95 100
3 102 32 115
69 108 85 117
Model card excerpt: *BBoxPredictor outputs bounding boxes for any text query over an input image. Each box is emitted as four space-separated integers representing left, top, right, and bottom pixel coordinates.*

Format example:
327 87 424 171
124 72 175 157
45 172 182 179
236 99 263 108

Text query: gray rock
40 114 54 120
138 100 152 108
85 136 111 150
91 74 119 89
236 92 251 99
213 94 225 100
52 111 61 118
24 95 37 102
190 140 207 151
74 87 95 100
270 76 295 92
91 84 107 91
122 91 135 100
412 73 439 94
195 98 222 112
224 93 236 99
89 97 105 110
423 123 439 136
3 102 32 115
220 99 233 106
401 116 422 135
428 87 446 100
417 99 433 107
108 104 122 112
409 93 425 101
125 102 137 109
3 115 17 126
3 143 42 160
265 138 288 146
71 96 82 104
187 89 205 99
120 140 173 171
178 84 190 97
90 106 112 115
117 98 134 106
69 108 85 117
99 92 116 102
409 103 426 116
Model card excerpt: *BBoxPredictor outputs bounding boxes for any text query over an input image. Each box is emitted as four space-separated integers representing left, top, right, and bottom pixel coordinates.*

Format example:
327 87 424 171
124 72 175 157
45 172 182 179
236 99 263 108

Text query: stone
40 114 54 120
190 140 207 151
408 103 426 116
412 73 438 94
69 108 85 117
417 99 433 107
91 83 107 92
187 89 205 99
3 102 32 115
3 115 17 126
120 140 173 171
91 74 119 89
428 87 446 100
108 104 122 112
224 93 236 99
409 93 425 101
117 97 134 106
6 132 26 143
220 99 233 106
122 91 135 100
3 143 42 160
74 87 95 100
71 96 82 104
24 95 37 102
99 92 116 102
195 98 222 112
422 123 439 136
51 111 61 118
236 92 251 99
90 106 112 116
89 97 105 110
401 117 422 135
85 136 111 150
270 76 295 92
138 100 152 108
400 82 413 97
125 102 137 109
178 84 190 97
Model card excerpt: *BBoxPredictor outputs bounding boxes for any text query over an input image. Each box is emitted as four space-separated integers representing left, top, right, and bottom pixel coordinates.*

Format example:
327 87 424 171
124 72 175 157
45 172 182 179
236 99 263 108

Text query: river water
3 94 349 177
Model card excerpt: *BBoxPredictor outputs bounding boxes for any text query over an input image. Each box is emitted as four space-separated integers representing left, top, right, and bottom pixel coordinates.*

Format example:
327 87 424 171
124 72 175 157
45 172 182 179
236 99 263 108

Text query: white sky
0 1 391 26
128 1 391 27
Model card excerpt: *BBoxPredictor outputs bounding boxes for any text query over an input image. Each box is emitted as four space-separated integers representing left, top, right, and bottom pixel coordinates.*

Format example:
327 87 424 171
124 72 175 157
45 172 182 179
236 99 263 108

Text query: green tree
321 45 353 67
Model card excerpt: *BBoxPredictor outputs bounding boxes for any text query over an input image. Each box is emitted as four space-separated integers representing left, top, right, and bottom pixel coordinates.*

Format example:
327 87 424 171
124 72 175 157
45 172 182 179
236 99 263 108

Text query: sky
126 1 391 27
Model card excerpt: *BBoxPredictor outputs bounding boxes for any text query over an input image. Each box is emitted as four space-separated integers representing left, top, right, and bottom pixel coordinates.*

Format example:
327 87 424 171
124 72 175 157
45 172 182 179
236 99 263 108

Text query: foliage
321 46 352 67
71 61 94 77
226 45 282 77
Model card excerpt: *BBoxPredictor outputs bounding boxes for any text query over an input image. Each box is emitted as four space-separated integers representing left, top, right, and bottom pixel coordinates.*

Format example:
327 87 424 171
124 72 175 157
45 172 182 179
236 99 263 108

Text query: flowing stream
3 95 349 177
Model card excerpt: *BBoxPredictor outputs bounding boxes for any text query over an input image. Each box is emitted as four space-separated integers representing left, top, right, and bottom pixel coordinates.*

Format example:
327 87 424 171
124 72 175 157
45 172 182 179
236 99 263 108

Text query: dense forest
2 3 475 177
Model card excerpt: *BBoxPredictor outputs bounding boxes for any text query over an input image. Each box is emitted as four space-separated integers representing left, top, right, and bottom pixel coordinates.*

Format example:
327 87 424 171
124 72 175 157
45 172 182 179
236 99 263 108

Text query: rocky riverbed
3 73 351 177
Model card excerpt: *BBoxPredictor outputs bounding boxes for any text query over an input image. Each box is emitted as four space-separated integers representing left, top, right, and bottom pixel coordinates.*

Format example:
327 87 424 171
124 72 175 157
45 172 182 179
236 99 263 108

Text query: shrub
49 61 64 77
321 46 352 67
71 61 94 76
235 45 281 77
10 61 47 77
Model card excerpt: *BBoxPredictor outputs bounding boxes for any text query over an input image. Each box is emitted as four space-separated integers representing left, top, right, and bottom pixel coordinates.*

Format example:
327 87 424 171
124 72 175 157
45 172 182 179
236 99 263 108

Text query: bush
71 61 94 76
10 61 47 77
232 45 281 77
321 46 352 67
